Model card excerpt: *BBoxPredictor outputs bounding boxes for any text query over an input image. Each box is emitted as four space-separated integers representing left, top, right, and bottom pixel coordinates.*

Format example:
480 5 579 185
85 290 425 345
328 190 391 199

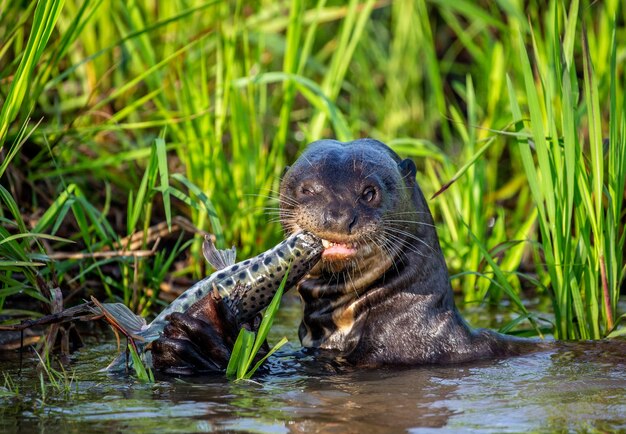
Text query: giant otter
151 139 537 373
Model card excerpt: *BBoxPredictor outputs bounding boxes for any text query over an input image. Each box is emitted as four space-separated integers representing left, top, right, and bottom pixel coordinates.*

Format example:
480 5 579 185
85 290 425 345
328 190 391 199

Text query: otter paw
151 312 232 374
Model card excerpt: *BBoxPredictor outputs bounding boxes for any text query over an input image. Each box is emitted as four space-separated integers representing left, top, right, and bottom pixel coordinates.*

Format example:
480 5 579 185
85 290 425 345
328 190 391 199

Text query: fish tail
90 296 152 372
90 296 148 338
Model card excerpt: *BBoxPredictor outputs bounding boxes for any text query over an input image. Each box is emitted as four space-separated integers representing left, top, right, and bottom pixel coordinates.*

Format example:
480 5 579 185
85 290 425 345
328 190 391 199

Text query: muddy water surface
1 295 625 433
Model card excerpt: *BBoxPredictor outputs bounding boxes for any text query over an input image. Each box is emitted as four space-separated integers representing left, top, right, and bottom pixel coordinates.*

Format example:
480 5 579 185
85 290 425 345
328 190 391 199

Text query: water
2 295 626 433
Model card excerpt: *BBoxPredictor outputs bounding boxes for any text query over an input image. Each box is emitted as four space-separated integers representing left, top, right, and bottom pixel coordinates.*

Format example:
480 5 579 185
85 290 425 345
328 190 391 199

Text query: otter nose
323 207 358 234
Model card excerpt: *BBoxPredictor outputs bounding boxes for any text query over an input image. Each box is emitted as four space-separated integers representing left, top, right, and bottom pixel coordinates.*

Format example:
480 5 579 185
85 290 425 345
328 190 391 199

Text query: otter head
279 139 428 279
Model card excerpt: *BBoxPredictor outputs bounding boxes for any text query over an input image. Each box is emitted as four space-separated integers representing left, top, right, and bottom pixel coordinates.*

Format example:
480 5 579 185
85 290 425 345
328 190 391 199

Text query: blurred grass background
0 0 624 340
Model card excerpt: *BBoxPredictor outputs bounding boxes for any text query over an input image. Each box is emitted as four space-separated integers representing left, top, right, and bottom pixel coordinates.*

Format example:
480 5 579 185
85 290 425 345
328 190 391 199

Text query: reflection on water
1 295 626 433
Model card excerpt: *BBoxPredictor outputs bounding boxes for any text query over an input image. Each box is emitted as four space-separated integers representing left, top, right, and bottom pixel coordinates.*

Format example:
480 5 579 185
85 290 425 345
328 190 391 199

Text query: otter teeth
321 239 356 249
320 238 358 261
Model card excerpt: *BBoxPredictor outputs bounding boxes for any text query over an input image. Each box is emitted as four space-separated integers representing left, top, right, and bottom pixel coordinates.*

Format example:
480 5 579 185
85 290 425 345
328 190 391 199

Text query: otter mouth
321 238 358 261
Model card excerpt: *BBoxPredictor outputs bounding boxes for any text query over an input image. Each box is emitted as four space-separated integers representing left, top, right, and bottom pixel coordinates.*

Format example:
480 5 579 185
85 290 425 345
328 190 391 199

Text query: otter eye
300 185 315 196
361 187 376 202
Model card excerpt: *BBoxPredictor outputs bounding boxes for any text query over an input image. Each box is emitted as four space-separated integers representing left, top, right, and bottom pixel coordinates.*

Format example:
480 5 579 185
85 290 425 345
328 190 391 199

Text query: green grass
0 373 20 399
32 349 79 404
0 0 624 346
226 264 290 381
506 1 625 338
128 343 155 383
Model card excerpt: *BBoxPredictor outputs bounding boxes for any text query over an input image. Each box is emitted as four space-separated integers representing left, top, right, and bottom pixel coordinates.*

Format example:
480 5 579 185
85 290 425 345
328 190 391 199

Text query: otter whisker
382 225 438 254
259 207 294 213
277 197 301 207
245 194 299 208
366 233 402 277
383 219 437 228
345 269 360 300
251 189 302 207
382 237 427 261
259 206 296 214
266 217 287 224
384 225 433 241
244 193 277 201
384 211 433 216
374 231 408 268
261 209 297 217
380 229 431 259
246 193 300 211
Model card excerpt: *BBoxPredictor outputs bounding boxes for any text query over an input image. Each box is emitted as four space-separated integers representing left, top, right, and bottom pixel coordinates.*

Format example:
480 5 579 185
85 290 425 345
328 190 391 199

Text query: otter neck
296 242 399 351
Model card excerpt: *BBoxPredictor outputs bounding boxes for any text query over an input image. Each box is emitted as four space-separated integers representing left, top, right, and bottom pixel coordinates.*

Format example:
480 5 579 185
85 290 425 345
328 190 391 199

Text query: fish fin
102 352 127 372
202 234 236 270
90 296 146 342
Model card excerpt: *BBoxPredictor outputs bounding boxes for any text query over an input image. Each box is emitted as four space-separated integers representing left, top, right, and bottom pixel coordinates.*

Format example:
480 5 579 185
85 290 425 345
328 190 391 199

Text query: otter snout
323 206 358 235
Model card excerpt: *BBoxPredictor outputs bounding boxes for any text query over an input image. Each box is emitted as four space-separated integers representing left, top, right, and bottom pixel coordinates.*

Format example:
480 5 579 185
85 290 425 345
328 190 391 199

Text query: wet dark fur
279 138 539 366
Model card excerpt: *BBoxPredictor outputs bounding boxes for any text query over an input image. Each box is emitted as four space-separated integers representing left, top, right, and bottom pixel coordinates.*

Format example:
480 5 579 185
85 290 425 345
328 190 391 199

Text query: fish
95 230 323 370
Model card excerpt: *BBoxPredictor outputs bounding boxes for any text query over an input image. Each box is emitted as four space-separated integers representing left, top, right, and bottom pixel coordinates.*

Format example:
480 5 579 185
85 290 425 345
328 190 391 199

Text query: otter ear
398 159 416 183
280 166 290 183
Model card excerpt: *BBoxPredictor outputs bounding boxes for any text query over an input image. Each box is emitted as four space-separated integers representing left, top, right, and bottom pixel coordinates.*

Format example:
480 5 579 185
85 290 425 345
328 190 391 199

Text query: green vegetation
0 0 624 356
128 343 155 383
226 266 290 381
32 349 79 401
0 373 20 399
508 2 625 339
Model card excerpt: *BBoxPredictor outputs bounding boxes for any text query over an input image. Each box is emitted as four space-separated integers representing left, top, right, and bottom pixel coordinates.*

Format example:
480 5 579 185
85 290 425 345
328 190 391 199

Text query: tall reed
507 1 625 338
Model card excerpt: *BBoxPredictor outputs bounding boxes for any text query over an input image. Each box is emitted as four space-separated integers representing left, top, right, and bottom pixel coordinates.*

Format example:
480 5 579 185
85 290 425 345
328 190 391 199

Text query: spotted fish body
100 231 323 371
213 232 323 323
143 230 323 339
